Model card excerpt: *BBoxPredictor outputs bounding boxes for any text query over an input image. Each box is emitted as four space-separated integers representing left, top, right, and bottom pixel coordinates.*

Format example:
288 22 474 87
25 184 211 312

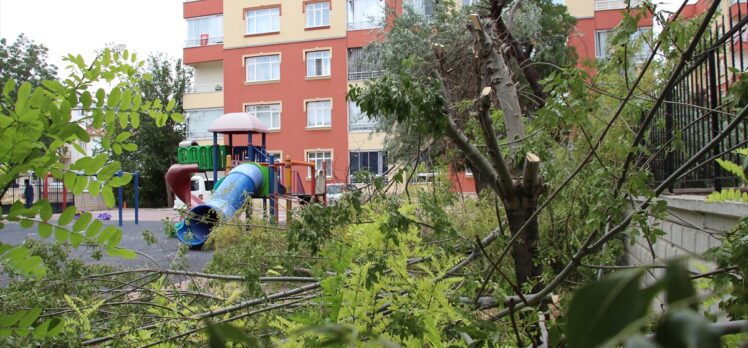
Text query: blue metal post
247 132 254 162
117 171 123 227
134 172 139 225
212 132 218 183
261 134 267 161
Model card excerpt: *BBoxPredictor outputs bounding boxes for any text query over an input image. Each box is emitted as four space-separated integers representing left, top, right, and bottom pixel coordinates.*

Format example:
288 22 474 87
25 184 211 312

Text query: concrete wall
626 194 747 285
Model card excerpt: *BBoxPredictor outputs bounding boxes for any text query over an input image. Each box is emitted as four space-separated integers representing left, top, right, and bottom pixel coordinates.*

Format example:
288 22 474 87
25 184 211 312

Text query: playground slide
165 164 205 208
176 163 265 247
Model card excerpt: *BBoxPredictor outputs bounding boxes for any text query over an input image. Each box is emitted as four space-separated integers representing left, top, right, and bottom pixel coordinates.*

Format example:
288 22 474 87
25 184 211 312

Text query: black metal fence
648 0 748 191
1 177 75 214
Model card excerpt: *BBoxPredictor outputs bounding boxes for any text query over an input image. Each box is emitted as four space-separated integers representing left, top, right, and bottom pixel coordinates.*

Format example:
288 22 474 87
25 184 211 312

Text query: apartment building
564 0 652 63
181 0 655 193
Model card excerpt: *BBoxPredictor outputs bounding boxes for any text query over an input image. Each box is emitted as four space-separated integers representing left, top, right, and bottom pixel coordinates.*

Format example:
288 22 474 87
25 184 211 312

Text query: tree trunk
505 193 542 291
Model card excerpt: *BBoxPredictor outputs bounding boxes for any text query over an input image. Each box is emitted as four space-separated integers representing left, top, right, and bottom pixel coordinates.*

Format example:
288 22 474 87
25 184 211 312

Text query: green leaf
38 223 52 238
86 219 103 238
19 219 34 229
3 79 16 99
118 111 129 128
39 201 53 221
107 87 121 108
106 247 137 259
80 90 93 109
166 98 176 112
122 143 138 152
566 270 648 348
115 132 131 143
112 143 122 155
17 307 41 329
654 309 721 348
69 232 85 248
58 206 77 226
95 88 106 107
102 187 115 208
72 175 88 195
664 261 696 310
63 172 77 189
624 335 662 348
33 318 64 339
54 227 68 243
72 212 92 232
130 112 141 128
171 112 185 123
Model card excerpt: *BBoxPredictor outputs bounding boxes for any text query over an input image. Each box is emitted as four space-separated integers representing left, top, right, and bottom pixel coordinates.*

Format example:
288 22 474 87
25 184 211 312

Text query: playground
165 112 328 247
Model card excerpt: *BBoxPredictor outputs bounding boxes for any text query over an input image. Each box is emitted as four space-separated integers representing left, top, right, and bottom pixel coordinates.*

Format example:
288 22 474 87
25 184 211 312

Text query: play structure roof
208 112 269 134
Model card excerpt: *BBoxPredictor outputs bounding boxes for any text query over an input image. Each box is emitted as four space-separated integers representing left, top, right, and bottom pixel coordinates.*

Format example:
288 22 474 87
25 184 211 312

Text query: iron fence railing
348 70 385 80
1 180 74 214
647 0 748 191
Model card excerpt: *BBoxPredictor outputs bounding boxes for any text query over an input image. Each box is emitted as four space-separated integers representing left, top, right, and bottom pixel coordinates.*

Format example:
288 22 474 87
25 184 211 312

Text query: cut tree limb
469 14 526 157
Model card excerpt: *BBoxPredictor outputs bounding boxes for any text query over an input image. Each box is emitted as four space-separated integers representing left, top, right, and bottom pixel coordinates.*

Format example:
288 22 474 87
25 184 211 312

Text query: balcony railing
347 20 382 31
348 70 385 80
349 122 378 132
187 83 223 93
594 0 641 11
184 36 224 48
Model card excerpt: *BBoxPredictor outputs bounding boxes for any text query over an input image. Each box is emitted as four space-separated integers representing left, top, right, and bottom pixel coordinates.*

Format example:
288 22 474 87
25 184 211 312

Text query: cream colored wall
566 0 594 18
184 91 225 109
348 131 385 151
194 61 224 86
224 0 347 49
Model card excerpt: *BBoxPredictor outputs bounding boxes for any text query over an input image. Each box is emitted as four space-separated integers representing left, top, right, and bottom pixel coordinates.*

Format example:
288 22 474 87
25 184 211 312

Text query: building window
348 101 377 131
347 47 383 80
306 100 332 128
245 104 281 130
306 50 331 77
306 2 330 28
186 108 224 139
245 55 280 82
307 151 333 178
595 30 611 58
349 151 387 182
347 0 385 30
186 15 223 47
246 7 280 35
465 167 473 176
406 0 434 17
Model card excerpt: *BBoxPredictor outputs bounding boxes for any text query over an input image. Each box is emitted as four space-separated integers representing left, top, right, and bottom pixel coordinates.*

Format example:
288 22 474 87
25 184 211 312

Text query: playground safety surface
0 208 213 286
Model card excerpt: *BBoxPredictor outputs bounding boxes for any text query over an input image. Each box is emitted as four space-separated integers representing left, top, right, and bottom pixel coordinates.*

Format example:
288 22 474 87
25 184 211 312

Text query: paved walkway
0 208 214 286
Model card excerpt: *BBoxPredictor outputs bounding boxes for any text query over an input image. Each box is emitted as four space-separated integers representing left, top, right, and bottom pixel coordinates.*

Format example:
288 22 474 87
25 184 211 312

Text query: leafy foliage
0 34 57 108
112 54 189 207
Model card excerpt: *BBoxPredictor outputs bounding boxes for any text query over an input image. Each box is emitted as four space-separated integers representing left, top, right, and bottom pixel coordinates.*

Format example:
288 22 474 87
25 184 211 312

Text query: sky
0 0 186 77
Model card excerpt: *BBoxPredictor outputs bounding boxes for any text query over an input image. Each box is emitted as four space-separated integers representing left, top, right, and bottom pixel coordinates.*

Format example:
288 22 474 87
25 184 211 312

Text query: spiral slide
166 163 265 247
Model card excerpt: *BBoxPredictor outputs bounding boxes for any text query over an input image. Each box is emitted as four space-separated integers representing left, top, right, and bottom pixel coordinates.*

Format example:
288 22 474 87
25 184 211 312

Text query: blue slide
177 163 265 247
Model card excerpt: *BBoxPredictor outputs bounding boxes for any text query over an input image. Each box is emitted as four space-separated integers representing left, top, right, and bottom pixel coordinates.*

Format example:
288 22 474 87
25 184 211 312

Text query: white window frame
595 30 611 58
306 50 331 77
245 7 280 35
307 151 333 178
347 0 385 30
306 100 332 128
306 2 330 28
348 100 376 131
186 15 223 47
245 103 281 130
245 55 281 82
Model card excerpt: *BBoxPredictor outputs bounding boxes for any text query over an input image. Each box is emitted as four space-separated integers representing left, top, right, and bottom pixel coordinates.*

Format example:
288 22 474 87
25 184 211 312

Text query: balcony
348 70 384 80
347 20 382 31
184 89 223 110
187 83 223 93
184 36 223 48
595 0 642 11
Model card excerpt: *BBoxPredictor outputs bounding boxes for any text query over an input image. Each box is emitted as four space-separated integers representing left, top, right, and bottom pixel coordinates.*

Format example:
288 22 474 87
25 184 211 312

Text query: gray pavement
0 214 213 285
